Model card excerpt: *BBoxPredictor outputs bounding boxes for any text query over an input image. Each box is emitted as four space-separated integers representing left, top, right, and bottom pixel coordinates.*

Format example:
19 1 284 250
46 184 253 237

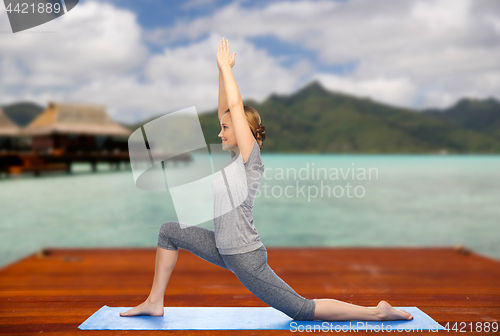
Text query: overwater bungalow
20 101 131 155
1 101 191 176
0 102 134 176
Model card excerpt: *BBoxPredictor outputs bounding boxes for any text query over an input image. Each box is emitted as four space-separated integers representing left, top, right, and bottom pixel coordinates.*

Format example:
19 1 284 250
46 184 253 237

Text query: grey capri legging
157 221 316 321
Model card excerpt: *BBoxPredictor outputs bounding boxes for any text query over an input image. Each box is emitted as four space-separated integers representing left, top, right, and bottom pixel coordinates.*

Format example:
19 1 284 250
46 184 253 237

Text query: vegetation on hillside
3 81 499 153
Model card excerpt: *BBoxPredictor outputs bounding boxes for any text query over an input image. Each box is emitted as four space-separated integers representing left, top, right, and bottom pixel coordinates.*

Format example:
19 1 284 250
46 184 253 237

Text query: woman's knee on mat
158 221 180 250
292 299 316 321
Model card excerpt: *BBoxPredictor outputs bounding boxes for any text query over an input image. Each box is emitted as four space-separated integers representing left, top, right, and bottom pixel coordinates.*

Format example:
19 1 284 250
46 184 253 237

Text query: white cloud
411 0 470 31
314 74 417 108
71 33 313 123
1 0 500 124
0 0 148 110
0 1 312 123
0 1 147 80
147 0 500 109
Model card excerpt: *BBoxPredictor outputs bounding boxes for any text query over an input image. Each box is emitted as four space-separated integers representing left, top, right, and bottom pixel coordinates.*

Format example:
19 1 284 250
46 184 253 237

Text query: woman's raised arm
217 48 236 121
218 71 229 121
217 38 254 163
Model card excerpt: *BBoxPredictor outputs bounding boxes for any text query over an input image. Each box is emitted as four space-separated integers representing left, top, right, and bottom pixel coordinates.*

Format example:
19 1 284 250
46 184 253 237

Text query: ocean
1 154 499 269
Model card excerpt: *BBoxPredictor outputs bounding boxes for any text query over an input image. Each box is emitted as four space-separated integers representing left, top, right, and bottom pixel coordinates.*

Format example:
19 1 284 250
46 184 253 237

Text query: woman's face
218 112 237 149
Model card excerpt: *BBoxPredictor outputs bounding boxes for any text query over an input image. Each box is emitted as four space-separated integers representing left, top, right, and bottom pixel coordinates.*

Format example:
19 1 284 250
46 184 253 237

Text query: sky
0 0 499 124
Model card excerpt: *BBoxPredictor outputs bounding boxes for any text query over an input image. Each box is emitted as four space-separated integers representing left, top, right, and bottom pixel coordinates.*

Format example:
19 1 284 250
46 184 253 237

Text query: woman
120 38 413 322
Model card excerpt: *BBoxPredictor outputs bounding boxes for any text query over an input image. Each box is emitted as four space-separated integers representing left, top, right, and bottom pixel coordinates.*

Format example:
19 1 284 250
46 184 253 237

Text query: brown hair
225 105 267 150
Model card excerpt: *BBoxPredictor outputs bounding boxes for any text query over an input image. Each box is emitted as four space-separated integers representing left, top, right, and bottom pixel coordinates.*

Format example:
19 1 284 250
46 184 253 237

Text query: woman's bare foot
376 300 413 321
119 298 164 317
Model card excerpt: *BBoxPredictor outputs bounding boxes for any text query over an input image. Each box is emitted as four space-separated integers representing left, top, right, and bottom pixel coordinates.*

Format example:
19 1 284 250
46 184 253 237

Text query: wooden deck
1 246 499 335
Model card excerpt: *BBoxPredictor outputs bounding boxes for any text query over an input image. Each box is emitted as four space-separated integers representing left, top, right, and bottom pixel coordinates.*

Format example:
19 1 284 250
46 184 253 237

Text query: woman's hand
217 37 236 73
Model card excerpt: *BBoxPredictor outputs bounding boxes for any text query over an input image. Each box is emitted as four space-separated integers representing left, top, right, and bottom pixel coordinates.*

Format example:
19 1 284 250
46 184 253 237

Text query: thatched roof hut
0 108 21 136
21 101 131 136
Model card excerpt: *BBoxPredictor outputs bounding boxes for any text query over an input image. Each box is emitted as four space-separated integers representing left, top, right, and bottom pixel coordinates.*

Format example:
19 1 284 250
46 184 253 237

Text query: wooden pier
0 246 499 335
0 151 192 177
0 151 130 176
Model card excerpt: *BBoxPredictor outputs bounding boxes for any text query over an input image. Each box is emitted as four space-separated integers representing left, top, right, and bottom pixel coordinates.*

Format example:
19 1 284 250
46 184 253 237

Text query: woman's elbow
228 99 243 110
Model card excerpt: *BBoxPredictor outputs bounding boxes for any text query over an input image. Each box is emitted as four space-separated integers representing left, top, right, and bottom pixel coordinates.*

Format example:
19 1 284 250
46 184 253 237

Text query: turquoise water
1 154 499 269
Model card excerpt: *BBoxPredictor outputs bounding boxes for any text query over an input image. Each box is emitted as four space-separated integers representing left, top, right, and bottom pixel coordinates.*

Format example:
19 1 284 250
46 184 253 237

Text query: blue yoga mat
78 305 445 331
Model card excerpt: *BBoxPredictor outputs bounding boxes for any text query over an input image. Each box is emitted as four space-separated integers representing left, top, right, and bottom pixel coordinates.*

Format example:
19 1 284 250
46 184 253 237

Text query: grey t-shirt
211 138 265 255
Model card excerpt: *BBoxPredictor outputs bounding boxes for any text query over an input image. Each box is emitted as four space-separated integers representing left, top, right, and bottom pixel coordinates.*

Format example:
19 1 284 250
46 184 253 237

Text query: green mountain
423 98 500 140
1 102 44 127
3 81 500 153
198 81 500 153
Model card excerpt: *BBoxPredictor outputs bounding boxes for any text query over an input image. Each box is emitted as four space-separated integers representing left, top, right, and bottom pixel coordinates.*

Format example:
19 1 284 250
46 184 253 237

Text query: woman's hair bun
256 123 267 141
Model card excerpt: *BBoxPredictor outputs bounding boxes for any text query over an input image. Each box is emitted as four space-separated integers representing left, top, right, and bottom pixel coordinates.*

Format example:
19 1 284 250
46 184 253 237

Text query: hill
2 102 44 127
3 82 500 153
423 98 500 140
198 81 500 153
